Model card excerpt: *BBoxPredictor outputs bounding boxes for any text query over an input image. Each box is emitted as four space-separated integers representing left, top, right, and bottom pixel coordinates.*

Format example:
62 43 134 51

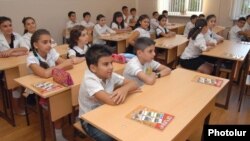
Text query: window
158 0 203 15
231 0 250 19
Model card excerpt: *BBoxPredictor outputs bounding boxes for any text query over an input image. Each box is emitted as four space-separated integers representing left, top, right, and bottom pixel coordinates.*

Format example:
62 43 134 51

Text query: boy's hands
110 87 129 105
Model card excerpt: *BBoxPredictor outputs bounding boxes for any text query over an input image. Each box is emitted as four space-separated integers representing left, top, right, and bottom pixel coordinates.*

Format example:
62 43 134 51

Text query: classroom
1 0 250 141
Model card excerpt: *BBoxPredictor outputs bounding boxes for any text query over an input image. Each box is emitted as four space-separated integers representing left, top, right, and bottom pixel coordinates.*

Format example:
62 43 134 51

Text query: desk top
99 32 131 42
81 68 228 141
154 35 188 49
202 40 250 61
54 44 69 57
14 62 125 98
167 23 185 30
213 26 225 34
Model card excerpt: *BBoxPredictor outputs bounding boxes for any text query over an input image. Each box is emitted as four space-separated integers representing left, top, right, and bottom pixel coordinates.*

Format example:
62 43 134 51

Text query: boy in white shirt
243 15 250 32
123 37 171 87
127 8 138 27
229 17 248 42
79 44 138 141
93 14 116 44
80 12 95 29
65 11 79 41
184 15 198 36
122 6 129 24
150 11 159 33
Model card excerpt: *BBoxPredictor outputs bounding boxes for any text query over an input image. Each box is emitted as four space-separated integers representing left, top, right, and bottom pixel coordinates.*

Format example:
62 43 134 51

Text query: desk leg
6 89 15 126
117 40 126 53
47 100 56 141
37 96 46 141
201 113 211 141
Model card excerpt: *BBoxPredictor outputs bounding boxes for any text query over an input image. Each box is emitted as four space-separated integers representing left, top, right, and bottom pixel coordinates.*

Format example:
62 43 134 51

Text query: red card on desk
127 105 174 130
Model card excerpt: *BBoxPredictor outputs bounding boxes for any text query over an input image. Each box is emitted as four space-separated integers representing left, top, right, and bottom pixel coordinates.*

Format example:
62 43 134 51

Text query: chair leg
24 97 30 126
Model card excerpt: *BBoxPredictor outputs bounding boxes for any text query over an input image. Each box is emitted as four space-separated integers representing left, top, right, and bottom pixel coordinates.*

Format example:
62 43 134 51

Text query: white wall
0 0 135 44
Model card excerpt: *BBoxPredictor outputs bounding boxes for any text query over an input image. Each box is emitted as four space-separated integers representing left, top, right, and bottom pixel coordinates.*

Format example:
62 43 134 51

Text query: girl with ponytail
180 19 214 74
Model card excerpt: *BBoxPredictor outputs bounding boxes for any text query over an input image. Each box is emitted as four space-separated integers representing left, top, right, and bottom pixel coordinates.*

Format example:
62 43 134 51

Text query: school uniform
67 45 89 58
183 21 195 36
156 25 169 38
229 25 244 42
150 18 159 33
204 29 223 45
66 20 80 29
93 24 116 44
123 14 129 24
123 56 160 87
22 32 57 49
110 22 128 29
127 15 138 24
180 33 208 70
80 20 95 28
0 32 28 51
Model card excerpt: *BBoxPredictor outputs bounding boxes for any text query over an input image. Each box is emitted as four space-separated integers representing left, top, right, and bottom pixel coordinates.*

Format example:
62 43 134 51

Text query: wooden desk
202 40 250 109
213 26 225 36
54 44 69 59
14 62 125 141
167 23 185 34
154 35 189 66
81 68 229 141
99 32 131 53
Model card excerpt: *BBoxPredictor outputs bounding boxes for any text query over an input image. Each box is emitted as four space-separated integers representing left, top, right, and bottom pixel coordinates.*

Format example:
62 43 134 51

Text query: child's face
138 45 156 62
154 13 159 19
123 8 129 15
201 26 208 34
131 11 136 16
77 29 89 47
139 18 150 30
0 21 13 35
70 14 77 22
91 56 113 80
84 15 90 22
34 34 52 55
116 16 123 24
98 17 106 26
25 19 36 33
191 18 197 24
207 17 216 29
159 17 167 26
238 20 246 28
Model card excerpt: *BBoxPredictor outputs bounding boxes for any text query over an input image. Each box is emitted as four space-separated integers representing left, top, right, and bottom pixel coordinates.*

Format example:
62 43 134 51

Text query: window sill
168 12 202 18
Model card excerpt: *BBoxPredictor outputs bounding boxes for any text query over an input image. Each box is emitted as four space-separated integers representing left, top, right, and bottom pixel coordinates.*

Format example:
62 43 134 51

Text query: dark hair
68 11 76 17
69 25 86 49
130 8 136 13
162 10 168 15
198 14 205 18
122 6 128 10
31 29 51 69
134 14 150 30
188 19 207 40
152 11 159 16
238 17 246 22
96 14 105 21
158 15 167 22
85 44 112 70
0 16 12 25
22 17 35 34
206 14 216 22
246 15 250 20
190 15 198 20
83 12 91 18
111 11 125 29
135 37 155 52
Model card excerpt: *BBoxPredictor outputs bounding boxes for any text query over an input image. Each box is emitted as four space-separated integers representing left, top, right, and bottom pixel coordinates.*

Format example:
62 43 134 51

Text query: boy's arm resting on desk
137 71 157 85
127 31 139 46
156 64 171 77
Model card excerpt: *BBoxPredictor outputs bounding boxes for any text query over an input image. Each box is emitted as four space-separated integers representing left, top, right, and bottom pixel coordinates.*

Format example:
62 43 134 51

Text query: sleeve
125 60 143 76
85 77 104 97
106 25 116 34
94 25 103 36
19 36 30 50
80 21 86 27
204 32 217 45
194 35 208 51
112 73 125 86
50 48 60 62
26 54 39 67
156 28 162 36
150 60 161 70
212 32 223 41
111 22 118 29
68 49 76 57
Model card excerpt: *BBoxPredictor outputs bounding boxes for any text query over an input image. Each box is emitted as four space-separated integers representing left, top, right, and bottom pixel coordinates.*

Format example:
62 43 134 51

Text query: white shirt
111 22 128 29
66 20 79 29
22 32 57 49
27 48 59 68
93 24 116 44
0 32 29 51
229 25 243 42
80 20 95 28
184 21 195 36
156 25 169 37
123 56 160 87
127 15 138 24
123 14 129 24
67 45 88 57
243 22 250 31
78 69 124 116
204 29 223 45
181 33 208 59
134 27 150 38
150 18 159 33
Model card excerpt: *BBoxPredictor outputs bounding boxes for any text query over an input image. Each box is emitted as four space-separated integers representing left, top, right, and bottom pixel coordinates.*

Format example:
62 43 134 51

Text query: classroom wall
137 0 234 27
0 0 135 44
